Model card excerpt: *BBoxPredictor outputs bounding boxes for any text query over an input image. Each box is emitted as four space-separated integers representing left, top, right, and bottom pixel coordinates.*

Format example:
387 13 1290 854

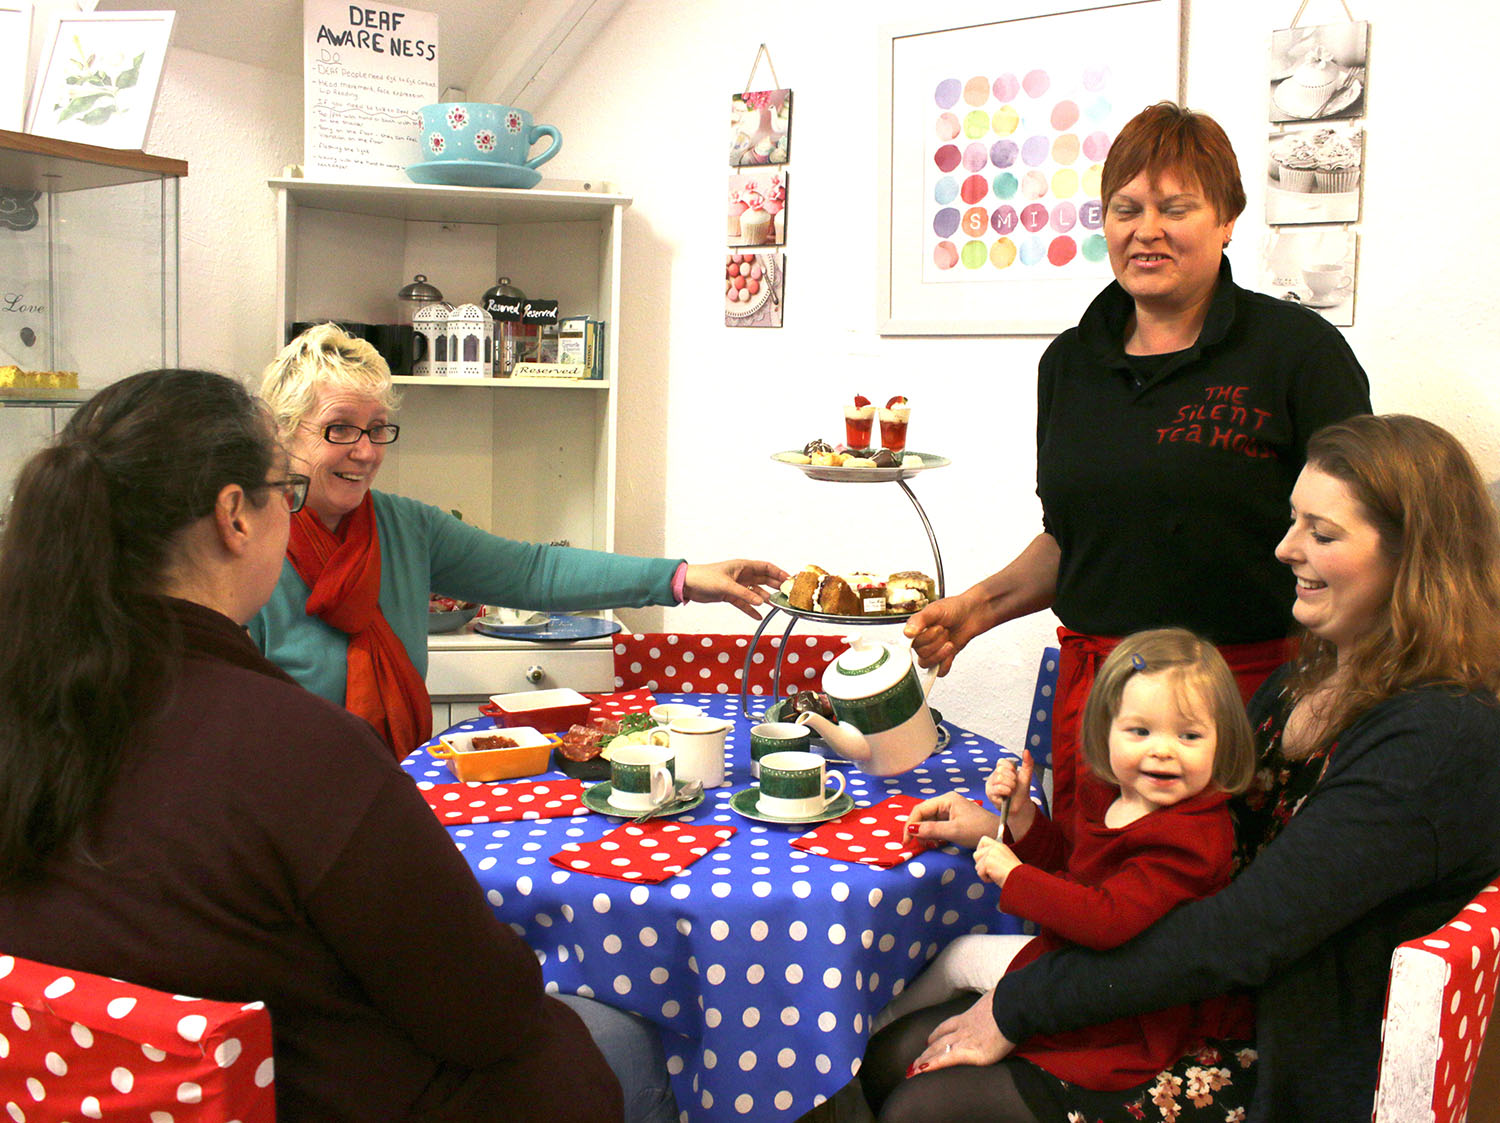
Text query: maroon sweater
0 599 622 1122
999 774 1254 1090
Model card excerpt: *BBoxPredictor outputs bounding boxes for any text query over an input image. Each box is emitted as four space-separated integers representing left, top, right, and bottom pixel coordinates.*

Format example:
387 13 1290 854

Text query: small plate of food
427 595 480 633
772 567 938 622
771 445 950 483
550 712 656 780
472 607 550 634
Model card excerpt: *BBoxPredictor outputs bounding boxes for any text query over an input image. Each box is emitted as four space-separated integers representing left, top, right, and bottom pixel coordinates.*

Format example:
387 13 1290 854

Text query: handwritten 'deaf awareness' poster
304 0 438 182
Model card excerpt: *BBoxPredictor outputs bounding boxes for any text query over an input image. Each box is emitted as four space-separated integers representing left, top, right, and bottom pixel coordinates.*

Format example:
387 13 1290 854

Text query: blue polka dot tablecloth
402 693 1031 1121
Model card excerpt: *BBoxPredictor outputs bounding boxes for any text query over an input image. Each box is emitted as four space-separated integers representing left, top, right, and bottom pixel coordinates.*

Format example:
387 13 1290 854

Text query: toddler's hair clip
1131 653 1148 672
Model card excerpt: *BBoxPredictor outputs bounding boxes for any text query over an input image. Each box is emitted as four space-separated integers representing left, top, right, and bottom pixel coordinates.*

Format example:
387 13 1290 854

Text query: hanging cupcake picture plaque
728 169 787 249
726 251 784 328
1269 22 1368 124
730 88 791 166
1265 123 1363 226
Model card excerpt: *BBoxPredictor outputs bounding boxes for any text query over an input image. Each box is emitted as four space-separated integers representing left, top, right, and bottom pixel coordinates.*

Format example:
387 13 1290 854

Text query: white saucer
405 160 542 189
728 788 854 825
1301 292 1349 309
583 781 704 819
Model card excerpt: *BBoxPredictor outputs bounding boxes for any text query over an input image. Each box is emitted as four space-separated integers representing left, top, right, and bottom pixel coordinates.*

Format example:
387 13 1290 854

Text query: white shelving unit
270 177 633 723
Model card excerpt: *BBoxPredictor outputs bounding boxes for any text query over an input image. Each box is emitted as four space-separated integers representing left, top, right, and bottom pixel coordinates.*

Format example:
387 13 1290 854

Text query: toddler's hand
985 751 1038 841
985 758 1020 806
974 836 1022 887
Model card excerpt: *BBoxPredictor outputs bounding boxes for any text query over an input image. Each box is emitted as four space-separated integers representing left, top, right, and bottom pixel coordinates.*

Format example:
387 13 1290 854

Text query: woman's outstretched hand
906 988 1015 1075
682 560 791 619
903 791 1000 851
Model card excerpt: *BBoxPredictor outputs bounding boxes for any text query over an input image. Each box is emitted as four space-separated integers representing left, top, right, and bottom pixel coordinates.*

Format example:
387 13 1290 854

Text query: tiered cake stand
741 452 950 716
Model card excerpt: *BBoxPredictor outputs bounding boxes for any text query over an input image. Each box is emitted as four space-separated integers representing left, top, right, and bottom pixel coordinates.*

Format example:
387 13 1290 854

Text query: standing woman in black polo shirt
904 102 1370 836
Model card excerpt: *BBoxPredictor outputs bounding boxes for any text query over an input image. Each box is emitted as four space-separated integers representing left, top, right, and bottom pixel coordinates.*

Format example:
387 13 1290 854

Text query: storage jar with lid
396 274 446 325
482 276 527 376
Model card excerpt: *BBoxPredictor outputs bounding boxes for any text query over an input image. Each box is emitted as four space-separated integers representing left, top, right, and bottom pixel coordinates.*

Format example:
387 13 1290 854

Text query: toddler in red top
975 627 1258 1091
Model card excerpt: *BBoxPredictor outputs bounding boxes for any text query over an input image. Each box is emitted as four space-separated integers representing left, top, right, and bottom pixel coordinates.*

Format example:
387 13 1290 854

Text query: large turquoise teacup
418 103 562 169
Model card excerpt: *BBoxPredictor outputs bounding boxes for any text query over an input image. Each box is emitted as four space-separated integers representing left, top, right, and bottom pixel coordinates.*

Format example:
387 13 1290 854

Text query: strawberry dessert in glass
844 394 875 450
879 395 910 453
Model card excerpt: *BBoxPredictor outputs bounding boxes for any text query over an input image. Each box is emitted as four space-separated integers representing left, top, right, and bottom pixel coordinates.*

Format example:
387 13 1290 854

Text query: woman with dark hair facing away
903 102 1370 840
0 369 630 1121
869 415 1500 1122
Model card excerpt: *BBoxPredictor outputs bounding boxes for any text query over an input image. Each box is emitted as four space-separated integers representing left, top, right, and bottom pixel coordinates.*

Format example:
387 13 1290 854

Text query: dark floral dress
1231 683 1336 876
1011 1039 1258 1123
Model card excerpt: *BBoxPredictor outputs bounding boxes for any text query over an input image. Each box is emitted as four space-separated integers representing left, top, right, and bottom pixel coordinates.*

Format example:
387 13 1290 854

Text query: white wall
42 0 1493 748
519 0 1500 745
149 48 303 380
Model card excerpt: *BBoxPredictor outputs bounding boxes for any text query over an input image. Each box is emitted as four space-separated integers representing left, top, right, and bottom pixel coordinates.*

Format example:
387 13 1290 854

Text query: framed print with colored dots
877 0 1181 335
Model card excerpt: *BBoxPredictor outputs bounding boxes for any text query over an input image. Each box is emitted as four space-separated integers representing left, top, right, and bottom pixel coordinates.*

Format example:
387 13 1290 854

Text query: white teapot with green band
793 636 939 776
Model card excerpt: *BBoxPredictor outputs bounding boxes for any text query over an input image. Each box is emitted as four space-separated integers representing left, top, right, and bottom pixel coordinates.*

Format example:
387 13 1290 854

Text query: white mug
648 716 730 787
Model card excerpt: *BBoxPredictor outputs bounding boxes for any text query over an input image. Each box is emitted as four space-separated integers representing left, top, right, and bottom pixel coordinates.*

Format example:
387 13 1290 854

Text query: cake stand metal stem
738 477 945 718
897 478 946 601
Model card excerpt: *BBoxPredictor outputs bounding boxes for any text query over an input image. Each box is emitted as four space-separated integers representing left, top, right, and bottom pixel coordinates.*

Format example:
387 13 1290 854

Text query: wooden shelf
0 387 89 407
393 375 609 390
0 130 186 193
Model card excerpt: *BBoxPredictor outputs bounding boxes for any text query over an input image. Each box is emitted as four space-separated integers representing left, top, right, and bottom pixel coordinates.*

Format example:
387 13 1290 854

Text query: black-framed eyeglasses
314 422 400 445
262 473 310 513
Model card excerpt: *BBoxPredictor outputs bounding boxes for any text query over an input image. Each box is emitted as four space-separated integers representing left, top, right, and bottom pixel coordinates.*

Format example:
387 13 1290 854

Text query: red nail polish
905 1065 917 1078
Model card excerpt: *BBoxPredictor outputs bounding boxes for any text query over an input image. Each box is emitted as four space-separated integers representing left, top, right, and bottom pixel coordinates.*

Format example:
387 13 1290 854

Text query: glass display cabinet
0 129 185 514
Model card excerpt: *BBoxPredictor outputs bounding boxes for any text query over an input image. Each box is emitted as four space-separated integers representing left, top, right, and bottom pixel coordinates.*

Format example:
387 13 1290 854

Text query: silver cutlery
634 780 703 823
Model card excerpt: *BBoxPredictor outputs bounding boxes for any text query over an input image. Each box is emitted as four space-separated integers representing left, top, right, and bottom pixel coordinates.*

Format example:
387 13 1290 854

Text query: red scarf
286 494 431 757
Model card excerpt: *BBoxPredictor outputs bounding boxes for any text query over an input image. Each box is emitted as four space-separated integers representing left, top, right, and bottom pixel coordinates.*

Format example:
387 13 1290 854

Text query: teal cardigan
249 490 681 706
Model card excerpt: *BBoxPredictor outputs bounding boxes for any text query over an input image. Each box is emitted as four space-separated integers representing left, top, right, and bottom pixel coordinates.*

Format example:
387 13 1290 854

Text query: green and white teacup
608 745 675 812
756 750 845 818
749 721 812 778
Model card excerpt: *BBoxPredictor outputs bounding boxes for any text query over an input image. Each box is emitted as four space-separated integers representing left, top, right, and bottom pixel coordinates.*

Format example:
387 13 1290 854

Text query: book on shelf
558 316 605 379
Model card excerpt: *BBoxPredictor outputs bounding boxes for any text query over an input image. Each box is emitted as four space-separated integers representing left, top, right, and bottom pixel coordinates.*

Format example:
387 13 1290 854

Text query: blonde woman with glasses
254 323 787 759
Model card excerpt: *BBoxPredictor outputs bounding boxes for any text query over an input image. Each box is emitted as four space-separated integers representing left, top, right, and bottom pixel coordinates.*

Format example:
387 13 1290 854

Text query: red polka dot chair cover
1372 875 1500 1123
612 632 849 696
0 952 275 1121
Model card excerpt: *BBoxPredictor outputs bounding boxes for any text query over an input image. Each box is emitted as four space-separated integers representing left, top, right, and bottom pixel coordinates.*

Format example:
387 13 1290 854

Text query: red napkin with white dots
586 688 658 721
421 779 590 824
550 820 738 883
790 794 935 869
